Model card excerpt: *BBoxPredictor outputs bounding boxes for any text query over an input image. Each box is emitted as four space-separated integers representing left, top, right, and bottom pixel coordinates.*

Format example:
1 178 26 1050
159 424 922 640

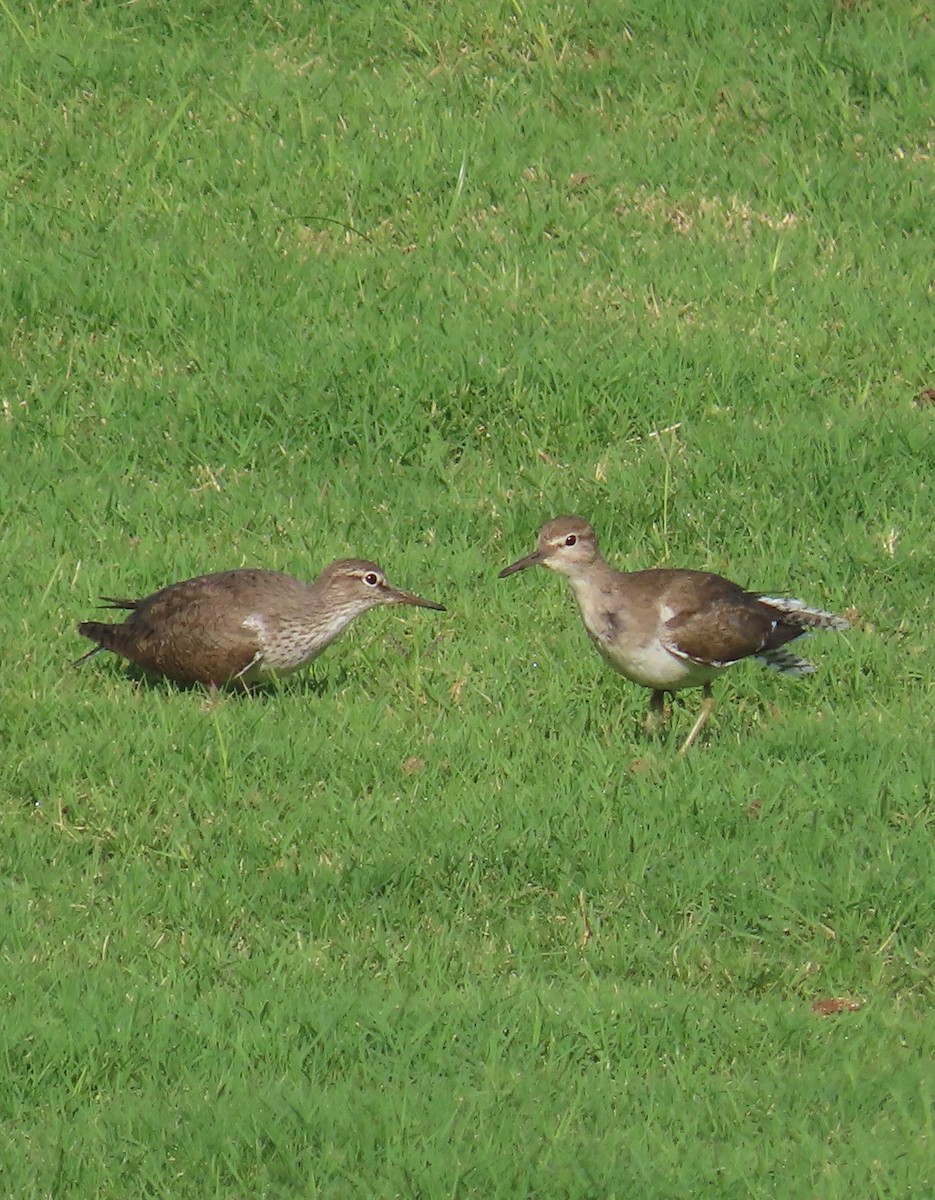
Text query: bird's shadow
73 657 345 700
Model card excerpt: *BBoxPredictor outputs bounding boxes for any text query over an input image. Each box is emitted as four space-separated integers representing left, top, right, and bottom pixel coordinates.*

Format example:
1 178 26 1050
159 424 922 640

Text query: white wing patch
665 639 742 669
242 613 268 638
235 615 268 680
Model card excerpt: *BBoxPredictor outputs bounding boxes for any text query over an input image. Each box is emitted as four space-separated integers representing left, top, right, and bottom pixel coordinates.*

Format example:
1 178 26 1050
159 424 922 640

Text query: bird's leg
199 680 224 711
679 683 716 754
72 645 106 668
644 689 668 737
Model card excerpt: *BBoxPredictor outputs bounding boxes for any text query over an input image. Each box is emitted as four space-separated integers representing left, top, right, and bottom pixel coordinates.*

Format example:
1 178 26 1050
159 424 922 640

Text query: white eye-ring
363 572 380 587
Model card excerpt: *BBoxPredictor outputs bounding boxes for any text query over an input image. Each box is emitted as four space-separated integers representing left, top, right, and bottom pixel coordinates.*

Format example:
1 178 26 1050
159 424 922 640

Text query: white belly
594 634 721 691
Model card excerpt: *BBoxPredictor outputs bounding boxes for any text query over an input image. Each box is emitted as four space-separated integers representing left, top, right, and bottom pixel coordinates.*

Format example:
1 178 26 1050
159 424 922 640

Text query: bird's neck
564 555 623 592
294 581 374 644
566 558 631 625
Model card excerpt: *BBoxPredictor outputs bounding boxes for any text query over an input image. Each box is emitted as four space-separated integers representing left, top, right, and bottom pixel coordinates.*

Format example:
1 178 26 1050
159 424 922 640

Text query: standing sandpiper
76 559 445 687
499 517 849 753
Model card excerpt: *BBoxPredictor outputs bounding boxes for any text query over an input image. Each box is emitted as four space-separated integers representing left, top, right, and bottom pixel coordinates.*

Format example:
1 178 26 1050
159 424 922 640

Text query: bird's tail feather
75 620 131 657
756 646 816 676
757 596 850 631
99 596 139 611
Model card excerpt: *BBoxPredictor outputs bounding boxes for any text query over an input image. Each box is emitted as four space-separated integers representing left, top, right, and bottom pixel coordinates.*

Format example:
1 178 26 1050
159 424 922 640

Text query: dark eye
364 572 380 587
565 534 577 546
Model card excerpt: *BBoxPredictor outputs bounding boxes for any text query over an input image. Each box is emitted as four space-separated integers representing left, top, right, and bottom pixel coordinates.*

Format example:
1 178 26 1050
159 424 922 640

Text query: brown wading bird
499 517 849 754
75 560 445 688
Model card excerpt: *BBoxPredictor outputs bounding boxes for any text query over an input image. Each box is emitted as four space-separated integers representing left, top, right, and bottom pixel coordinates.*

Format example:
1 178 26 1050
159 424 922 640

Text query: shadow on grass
70 653 347 699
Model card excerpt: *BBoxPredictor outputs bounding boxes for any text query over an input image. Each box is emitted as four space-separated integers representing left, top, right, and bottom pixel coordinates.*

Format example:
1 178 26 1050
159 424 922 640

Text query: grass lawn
2 1 934 1195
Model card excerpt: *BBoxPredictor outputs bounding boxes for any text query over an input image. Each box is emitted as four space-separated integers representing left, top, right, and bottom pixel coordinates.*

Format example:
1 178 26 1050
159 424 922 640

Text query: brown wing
653 570 803 667
89 572 266 685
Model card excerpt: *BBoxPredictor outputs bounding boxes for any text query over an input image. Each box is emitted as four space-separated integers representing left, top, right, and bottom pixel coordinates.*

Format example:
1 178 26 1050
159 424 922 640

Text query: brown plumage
76 559 445 687
499 517 849 752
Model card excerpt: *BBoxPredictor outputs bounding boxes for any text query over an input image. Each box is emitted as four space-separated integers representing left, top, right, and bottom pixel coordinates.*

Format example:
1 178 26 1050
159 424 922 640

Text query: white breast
240 612 331 679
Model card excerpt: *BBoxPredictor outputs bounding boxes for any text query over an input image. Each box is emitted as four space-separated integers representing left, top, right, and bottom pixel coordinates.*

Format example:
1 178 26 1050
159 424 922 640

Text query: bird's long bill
386 586 446 611
498 550 543 578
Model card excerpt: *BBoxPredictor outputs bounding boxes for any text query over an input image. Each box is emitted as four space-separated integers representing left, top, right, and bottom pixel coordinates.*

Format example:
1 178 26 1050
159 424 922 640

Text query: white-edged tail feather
756 647 817 676
757 596 850 632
